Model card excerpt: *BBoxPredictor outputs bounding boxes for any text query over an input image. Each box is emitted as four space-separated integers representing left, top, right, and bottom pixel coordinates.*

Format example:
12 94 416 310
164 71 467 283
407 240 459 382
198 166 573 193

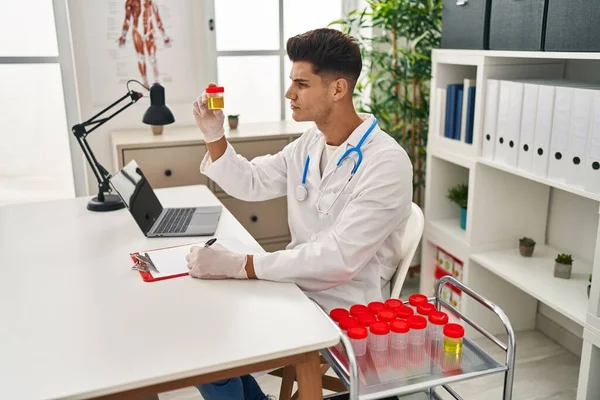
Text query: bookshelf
422 49 600 400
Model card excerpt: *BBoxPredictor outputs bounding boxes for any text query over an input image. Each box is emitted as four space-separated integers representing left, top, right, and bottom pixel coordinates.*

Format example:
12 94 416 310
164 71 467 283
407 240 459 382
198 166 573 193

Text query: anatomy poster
83 0 197 106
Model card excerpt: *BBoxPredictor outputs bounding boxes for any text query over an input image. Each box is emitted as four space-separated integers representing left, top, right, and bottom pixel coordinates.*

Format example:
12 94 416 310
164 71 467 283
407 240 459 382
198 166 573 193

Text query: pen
205 238 217 248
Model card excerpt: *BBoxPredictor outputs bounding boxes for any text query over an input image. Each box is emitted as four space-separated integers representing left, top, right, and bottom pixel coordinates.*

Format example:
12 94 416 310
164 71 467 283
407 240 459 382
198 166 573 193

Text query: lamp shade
142 83 175 125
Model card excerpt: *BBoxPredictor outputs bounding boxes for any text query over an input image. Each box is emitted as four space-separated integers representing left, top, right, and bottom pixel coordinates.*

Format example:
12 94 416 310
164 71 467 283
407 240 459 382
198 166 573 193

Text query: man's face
285 61 334 122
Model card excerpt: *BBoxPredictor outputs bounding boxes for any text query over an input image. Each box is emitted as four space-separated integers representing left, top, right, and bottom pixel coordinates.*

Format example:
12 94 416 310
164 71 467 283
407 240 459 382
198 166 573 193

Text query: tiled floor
158 330 580 400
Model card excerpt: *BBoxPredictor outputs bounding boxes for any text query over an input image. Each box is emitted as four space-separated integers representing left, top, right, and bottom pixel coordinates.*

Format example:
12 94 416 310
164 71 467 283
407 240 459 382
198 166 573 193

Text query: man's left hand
186 243 248 280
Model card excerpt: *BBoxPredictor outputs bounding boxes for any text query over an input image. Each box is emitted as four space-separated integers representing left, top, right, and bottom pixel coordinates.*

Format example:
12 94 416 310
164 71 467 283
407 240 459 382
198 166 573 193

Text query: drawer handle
456 0 467 5
164 169 172 177
250 215 258 223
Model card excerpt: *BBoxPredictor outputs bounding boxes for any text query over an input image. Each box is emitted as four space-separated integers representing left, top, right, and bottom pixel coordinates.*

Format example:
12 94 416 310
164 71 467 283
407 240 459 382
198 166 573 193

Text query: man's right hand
193 84 225 143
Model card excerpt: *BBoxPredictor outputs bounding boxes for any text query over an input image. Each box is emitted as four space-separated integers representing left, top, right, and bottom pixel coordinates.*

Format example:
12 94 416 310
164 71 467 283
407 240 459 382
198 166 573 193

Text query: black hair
286 28 362 88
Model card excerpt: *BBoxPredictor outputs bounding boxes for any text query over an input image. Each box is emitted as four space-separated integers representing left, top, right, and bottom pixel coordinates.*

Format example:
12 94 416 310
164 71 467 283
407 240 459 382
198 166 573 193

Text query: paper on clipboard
132 238 257 281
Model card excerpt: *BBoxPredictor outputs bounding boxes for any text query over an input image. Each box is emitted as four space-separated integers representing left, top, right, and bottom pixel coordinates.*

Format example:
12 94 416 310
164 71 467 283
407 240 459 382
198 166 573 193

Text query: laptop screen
109 160 163 234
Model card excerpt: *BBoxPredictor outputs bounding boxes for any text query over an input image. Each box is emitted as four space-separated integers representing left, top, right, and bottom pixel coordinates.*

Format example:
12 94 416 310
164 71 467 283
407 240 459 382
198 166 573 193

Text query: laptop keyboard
155 208 195 234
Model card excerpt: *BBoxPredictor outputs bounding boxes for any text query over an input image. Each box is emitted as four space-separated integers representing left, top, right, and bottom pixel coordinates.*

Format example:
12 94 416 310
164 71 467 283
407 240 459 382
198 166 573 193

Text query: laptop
109 160 222 237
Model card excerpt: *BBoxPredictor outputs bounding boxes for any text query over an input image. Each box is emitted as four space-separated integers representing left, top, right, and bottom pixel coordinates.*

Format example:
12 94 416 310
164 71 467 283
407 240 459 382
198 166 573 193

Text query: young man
189 28 413 399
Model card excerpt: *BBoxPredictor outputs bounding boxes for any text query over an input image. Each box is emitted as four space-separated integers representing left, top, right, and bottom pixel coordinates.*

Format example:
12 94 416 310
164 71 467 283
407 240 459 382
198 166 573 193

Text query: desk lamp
71 81 175 212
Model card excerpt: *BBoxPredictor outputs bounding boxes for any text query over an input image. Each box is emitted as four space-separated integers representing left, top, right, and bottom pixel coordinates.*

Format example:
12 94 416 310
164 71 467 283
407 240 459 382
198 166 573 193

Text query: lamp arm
71 90 143 195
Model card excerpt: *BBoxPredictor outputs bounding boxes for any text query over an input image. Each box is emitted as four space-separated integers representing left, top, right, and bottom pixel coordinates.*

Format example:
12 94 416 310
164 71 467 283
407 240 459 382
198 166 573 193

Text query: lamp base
151 125 164 135
87 194 126 212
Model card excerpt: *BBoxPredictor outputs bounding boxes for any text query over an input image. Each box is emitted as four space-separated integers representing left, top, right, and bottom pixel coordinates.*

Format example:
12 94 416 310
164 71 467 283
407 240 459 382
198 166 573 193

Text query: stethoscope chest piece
295 185 308 201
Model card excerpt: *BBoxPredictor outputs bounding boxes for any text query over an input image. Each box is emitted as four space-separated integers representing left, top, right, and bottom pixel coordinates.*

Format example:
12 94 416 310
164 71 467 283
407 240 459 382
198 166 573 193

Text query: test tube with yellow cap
206 86 225 110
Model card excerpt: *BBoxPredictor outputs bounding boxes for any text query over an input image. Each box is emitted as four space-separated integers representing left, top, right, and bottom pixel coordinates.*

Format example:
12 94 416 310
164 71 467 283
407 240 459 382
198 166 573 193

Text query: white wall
67 0 216 195
546 188 599 264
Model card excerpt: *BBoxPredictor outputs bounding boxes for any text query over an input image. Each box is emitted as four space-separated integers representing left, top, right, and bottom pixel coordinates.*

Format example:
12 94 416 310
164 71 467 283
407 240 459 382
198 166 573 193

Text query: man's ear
331 78 349 102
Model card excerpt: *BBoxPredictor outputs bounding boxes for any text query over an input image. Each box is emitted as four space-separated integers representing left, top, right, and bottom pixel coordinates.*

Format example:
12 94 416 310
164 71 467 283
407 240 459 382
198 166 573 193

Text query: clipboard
129 238 256 282
130 242 192 282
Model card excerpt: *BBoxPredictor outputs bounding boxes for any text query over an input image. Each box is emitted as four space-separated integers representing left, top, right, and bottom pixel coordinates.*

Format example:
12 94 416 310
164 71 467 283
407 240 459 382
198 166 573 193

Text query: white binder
584 91 600 194
531 84 556 178
547 86 575 183
517 83 539 173
505 81 524 168
565 88 595 188
494 81 511 164
482 79 499 160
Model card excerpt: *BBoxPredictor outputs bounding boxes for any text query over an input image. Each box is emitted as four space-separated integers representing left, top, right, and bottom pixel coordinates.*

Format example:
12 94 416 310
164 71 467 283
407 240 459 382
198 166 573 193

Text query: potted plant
331 1 443 207
447 184 468 230
554 253 573 279
519 237 536 257
589 274 593 298
228 114 239 130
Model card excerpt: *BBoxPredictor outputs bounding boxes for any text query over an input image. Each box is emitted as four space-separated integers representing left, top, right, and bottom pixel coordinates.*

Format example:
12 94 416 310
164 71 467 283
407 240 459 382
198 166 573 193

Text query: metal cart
318 276 516 400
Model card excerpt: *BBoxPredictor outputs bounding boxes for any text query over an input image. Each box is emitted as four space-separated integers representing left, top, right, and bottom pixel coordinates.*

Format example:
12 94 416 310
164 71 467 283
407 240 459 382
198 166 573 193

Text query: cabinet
111 121 311 251
424 49 600 399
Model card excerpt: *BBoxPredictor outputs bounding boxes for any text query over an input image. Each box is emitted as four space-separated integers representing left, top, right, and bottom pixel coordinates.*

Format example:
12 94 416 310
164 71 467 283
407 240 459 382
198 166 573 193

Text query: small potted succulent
228 114 239 130
447 183 468 230
519 237 536 257
554 253 573 279
589 274 593 298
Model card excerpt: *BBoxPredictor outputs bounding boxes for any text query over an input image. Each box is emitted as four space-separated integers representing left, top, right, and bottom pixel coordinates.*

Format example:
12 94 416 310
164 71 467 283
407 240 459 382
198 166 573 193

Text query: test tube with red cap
368 301 385 315
408 294 429 312
384 298 403 313
427 310 449 360
350 304 369 318
408 315 428 375
358 313 377 341
390 319 410 350
347 326 368 356
428 310 449 342
416 302 436 317
377 309 396 323
339 317 359 332
389 319 410 376
329 308 349 326
336 316 358 354
396 305 415 320
368 321 390 351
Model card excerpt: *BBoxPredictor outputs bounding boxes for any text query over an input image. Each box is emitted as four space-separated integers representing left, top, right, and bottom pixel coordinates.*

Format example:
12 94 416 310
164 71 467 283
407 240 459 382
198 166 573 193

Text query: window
0 0 78 205
213 0 344 122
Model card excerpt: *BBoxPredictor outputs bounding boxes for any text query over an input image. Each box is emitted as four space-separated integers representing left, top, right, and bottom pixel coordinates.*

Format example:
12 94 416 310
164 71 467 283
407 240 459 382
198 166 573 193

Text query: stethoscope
294 118 378 215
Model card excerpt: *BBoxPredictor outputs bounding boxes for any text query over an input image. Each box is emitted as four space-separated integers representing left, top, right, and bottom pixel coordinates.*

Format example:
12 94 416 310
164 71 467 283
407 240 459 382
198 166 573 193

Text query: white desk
0 185 339 399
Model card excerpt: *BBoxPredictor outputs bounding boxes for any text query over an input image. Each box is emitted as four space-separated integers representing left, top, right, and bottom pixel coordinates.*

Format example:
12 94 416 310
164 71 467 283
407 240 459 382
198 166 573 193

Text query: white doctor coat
200 114 413 312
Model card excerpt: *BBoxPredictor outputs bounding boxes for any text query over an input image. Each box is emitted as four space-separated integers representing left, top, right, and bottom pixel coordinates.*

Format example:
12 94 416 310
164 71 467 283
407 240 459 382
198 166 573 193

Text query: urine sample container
339 317 359 333
329 308 349 325
408 294 428 312
377 309 396 323
348 326 368 356
428 311 449 342
390 319 410 349
358 313 377 333
368 321 390 351
444 323 465 355
408 315 427 346
350 304 369 318
368 301 385 314
417 302 436 317
395 305 415 320
384 298 403 313
205 86 225 109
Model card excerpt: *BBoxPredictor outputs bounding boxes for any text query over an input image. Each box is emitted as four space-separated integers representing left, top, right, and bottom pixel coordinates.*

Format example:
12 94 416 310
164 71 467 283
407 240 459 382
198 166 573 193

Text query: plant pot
554 261 572 279
519 245 535 257
459 207 467 230
228 117 239 130
151 125 163 135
